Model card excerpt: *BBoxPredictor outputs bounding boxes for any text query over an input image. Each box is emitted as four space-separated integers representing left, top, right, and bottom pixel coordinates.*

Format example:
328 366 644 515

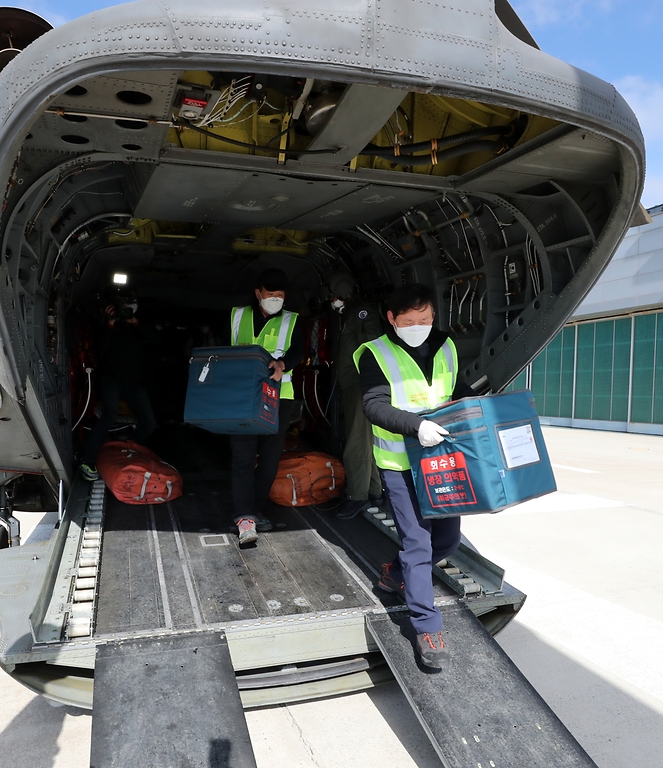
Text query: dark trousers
341 382 382 501
230 398 295 523
380 468 461 634
82 376 157 464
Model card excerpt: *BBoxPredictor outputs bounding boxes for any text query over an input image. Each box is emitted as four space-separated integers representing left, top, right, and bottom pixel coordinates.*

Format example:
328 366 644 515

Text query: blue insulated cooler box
184 345 280 434
404 390 556 518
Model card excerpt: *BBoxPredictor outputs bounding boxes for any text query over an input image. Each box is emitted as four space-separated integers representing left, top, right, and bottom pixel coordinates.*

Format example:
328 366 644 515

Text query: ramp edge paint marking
166 502 204 627
148 504 173 630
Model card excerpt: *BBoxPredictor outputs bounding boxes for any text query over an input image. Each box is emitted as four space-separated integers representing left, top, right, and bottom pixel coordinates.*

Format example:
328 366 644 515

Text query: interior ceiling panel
25 112 170 159
50 71 179 120
135 163 441 232
134 163 359 229
281 184 440 232
462 130 620 195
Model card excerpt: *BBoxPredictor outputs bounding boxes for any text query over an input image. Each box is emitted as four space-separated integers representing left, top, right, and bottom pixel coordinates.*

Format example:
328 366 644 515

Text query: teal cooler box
404 390 556 518
184 345 280 434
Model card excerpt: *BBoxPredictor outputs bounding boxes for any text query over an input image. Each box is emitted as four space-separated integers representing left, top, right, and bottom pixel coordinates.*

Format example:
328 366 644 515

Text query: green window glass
631 313 656 423
653 313 663 424
560 326 576 418
505 369 528 392
611 318 631 421
543 332 562 417
530 351 546 412
574 323 595 419
592 320 614 420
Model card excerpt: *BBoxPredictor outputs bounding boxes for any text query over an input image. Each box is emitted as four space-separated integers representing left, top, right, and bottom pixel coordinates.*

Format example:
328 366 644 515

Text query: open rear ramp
90 631 257 768
367 605 597 768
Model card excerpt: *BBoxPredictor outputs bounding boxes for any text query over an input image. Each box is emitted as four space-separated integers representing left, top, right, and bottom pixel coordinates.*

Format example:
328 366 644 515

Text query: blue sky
11 0 663 206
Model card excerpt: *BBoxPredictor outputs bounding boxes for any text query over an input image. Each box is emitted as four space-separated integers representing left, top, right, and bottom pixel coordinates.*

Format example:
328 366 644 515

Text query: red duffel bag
269 450 345 507
96 441 183 505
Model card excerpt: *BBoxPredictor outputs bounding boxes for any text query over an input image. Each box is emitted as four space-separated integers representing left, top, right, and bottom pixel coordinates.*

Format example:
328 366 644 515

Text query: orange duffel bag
97 441 183 505
269 450 345 507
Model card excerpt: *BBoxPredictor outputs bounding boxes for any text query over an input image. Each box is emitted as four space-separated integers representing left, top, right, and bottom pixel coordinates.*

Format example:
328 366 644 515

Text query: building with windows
509 205 663 435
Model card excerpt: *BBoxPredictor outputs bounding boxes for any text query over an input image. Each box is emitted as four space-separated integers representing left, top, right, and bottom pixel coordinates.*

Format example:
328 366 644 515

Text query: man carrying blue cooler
355 284 473 667
230 268 304 546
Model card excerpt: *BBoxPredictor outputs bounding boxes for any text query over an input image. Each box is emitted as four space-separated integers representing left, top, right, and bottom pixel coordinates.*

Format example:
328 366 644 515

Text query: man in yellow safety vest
230 268 304 546
355 283 473 667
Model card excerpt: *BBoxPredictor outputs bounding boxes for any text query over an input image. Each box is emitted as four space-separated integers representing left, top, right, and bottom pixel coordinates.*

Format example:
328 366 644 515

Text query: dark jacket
358 327 473 438
332 299 383 389
96 320 158 385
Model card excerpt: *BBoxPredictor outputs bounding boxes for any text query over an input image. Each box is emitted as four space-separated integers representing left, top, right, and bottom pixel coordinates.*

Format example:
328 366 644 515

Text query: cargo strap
133 474 173 503
135 471 151 501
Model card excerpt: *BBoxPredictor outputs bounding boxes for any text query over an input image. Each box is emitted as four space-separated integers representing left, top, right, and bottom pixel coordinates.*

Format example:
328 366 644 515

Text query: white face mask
260 296 284 315
393 323 432 347
331 299 345 313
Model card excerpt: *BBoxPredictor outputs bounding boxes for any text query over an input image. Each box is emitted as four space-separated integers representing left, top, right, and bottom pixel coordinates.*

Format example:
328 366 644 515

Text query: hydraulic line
447 198 477 270
172 118 340 156
72 366 93 431
468 276 479 330
456 281 472 332
313 370 331 426
525 235 542 295
362 119 523 156
478 288 487 325
484 204 510 249
360 139 502 166
503 255 512 327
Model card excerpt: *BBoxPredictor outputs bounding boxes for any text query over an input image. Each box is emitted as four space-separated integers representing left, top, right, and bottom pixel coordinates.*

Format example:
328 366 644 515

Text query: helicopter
0 2 644 766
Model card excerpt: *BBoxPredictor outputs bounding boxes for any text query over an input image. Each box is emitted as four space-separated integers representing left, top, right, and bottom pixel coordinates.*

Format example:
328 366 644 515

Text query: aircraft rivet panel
50 72 179 121
25 112 170 161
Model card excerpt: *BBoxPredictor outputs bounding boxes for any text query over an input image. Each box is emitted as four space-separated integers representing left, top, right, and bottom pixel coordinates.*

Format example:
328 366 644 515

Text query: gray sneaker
237 518 258 547
416 631 450 668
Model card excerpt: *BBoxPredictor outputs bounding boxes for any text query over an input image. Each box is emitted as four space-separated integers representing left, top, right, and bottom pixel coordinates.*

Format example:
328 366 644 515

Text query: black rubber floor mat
367 605 597 768
90 631 257 768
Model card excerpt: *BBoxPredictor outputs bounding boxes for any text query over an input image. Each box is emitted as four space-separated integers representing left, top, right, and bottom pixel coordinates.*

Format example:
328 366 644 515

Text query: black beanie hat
257 268 288 291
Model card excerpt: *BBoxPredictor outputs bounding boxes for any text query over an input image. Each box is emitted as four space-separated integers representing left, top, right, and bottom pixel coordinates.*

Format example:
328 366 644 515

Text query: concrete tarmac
1 426 662 767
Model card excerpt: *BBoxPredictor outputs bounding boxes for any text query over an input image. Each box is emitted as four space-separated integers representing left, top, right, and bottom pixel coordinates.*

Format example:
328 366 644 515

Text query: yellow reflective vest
353 334 458 470
231 306 298 400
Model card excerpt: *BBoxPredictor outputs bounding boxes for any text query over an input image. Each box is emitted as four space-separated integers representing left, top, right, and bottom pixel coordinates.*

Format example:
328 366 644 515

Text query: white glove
417 420 450 447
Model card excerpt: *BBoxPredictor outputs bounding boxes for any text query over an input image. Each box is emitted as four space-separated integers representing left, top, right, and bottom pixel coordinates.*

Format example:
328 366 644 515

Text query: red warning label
420 451 476 508
260 382 279 424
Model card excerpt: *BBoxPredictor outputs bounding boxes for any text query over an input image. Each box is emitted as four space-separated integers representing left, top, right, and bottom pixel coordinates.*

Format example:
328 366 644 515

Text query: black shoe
368 494 388 511
255 516 273 532
416 631 450 668
80 462 99 481
335 498 371 520
376 562 405 598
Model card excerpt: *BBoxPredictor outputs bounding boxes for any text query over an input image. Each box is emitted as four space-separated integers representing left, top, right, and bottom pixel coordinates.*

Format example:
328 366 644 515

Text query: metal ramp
90 631 257 768
367 604 598 768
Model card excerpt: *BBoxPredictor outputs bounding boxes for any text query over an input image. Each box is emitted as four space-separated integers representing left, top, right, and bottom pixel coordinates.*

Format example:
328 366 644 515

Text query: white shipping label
498 423 540 469
198 362 210 382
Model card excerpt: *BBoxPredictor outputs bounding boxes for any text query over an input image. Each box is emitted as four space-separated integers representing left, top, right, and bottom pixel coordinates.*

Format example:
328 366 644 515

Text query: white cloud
614 76 663 208
615 76 663 143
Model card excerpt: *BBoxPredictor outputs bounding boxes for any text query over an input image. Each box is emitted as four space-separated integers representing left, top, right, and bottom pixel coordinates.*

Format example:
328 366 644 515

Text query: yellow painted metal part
232 228 310 255
107 219 199 244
